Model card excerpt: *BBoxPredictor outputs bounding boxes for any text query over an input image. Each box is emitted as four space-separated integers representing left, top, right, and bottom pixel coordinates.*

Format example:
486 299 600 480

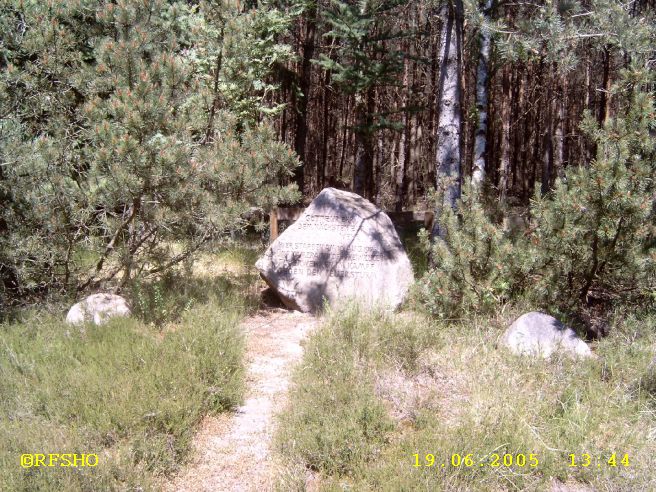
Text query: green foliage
128 243 264 327
190 0 299 125
417 186 519 319
317 0 404 95
131 275 181 327
496 0 654 69
0 0 98 296
0 288 245 490
0 0 299 303
419 141 654 320
315 0 408 136
419 55 655 321
523 60 655 311
220 3 297 122
527 160 653 308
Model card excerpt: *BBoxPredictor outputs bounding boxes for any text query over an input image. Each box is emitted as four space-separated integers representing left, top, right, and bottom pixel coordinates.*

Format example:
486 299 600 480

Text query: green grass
275 305 656 491
0 248 255 491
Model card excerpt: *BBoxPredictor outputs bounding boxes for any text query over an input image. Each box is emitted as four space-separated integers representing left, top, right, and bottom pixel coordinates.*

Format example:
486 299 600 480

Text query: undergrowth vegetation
0 246 259 491
418 59 655 328
276 305 656 491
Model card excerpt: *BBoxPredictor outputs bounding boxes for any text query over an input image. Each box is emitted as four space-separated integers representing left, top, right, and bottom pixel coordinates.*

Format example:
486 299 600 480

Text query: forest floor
165 307 318 492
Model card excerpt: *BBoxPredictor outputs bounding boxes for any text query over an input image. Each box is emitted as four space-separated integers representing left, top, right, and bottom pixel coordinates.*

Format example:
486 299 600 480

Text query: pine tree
316 0 406 199
525 59 656 312
0 0 300 302
0 0 99 295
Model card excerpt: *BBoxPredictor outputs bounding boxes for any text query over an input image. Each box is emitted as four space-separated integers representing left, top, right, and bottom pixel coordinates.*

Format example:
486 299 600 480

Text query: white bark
432 0 463 239
471 0 493 189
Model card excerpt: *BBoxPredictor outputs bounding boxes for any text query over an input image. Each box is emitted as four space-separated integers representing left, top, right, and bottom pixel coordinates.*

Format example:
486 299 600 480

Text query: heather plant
0 271 247 491
276 305 656 491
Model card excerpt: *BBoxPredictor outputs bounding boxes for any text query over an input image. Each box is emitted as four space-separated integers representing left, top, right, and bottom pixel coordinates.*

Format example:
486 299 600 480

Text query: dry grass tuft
374 349 470 428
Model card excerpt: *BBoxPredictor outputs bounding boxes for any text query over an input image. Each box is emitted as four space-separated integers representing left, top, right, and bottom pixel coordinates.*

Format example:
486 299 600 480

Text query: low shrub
418 67 655 326
416 188 521 320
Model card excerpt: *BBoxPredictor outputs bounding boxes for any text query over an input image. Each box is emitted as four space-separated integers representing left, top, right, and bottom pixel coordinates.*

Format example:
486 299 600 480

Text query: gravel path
165 309 317 492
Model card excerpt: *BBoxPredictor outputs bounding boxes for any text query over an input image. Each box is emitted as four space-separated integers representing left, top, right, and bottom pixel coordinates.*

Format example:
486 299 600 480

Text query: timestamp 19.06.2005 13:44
412 453 631 469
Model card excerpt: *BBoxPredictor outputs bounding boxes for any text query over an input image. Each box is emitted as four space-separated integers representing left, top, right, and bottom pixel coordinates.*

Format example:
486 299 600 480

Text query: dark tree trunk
353 90 375 199
541 74 554 195
498 65 511 204
319 68 331 191
598 46 611 127
554 74 566 180
293 4 318 195
203 26 225 144
395 50 411 211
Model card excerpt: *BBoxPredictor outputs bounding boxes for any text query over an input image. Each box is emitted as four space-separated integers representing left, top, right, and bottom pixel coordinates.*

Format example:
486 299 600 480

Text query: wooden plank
276 207 305 221
423 211 434 230
386 211 414 228
269 208 278 242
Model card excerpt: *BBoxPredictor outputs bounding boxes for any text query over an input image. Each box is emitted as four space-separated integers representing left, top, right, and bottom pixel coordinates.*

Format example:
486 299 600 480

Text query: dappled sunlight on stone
255 188 414 312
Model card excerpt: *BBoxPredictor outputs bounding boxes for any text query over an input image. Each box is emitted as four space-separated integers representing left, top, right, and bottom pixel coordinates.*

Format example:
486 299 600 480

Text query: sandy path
165 308 317 492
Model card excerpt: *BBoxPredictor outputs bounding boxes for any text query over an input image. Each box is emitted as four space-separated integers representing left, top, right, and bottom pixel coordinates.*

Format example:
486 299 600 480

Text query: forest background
1 1 656 490
1 0 655 327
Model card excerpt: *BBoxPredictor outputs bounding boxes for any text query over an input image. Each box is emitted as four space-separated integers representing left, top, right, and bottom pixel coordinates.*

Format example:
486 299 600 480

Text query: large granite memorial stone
256 188 414 312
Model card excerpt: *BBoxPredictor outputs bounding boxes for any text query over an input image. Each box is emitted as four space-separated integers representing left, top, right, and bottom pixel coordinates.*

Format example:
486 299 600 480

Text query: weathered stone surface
501 312 592 358
66 293 131 325
256 188 414 312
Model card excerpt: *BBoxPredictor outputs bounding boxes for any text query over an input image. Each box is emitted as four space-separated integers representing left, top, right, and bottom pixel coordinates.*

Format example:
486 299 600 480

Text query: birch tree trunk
471 0 493 189
432 0 463 240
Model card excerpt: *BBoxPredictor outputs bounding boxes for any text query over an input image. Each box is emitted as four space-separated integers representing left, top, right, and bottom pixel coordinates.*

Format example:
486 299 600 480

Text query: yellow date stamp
20 453 98 468
413 452 632 470
413 452 539 468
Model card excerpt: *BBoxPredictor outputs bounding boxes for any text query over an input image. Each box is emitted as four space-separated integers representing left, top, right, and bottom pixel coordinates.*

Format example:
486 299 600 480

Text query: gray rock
501 312 592 358
66 293 131 325
256 188 414 312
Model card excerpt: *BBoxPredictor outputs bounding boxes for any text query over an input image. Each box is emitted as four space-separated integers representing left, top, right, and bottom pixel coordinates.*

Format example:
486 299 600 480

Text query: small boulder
501 312 592 358
66 293 131 326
